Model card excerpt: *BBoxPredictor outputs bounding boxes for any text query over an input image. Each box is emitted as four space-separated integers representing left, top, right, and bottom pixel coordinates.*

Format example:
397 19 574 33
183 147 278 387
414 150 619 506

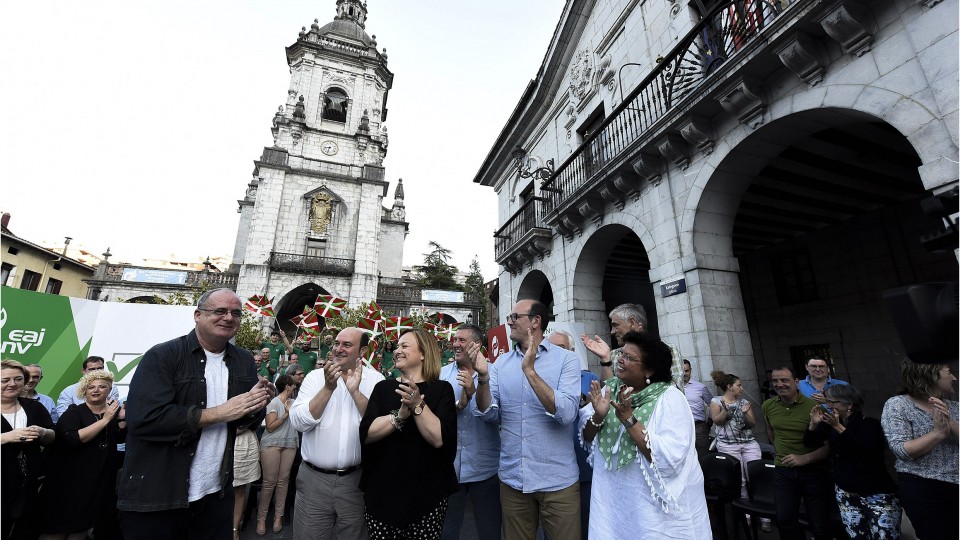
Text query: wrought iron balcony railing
269 252 355 276
494 197 551 260
541 0 785 212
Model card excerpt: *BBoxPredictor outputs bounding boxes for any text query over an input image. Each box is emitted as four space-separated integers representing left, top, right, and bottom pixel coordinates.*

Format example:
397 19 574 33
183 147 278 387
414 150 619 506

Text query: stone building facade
475 0 958 414
232 0 411 328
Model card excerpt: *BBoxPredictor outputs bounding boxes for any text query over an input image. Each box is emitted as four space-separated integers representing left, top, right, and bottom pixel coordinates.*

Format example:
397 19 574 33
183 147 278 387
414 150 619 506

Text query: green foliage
416 241 461 290
234 312 262 351
464 257 488 330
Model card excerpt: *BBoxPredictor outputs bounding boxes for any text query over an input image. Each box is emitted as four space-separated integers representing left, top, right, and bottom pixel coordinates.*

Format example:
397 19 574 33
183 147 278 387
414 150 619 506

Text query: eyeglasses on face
506 313 534 322
199 308 243 319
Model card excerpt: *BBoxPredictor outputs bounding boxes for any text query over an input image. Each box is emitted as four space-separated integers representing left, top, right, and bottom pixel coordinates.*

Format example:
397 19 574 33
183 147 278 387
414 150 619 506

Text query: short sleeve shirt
761 393 823 466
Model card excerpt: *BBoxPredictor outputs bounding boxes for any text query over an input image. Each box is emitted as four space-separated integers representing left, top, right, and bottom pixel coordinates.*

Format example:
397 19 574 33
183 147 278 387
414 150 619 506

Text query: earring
645 377 651 385
421 357 424 361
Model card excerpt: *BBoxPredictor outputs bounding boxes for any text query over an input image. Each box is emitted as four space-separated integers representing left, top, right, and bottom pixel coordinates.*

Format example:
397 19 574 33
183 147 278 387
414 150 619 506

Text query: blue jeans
773 465 836 540
441 474 502 540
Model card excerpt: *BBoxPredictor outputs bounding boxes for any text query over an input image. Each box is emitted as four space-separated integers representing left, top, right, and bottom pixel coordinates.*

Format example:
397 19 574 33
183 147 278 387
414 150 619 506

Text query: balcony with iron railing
524 0 867 242
269 252 355 276
493 197 553 272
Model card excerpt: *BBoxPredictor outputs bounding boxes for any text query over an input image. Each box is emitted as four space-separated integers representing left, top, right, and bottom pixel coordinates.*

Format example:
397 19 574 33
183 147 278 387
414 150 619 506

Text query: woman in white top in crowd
582 331 711 539
256 374 300 536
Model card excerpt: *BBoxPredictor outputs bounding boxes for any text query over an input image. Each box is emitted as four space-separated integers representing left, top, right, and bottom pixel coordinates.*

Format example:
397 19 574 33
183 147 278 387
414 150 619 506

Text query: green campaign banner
1 286 196 399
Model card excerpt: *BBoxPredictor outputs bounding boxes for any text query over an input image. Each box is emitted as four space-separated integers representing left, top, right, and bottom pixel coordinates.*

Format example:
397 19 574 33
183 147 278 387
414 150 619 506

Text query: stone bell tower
232 0 408 320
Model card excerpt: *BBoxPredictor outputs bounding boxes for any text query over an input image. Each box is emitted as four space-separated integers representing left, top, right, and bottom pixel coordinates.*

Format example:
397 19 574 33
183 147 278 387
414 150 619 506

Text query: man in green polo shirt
260 331 291 378
761 366 834 540
318 334 334 364
293 342 318 375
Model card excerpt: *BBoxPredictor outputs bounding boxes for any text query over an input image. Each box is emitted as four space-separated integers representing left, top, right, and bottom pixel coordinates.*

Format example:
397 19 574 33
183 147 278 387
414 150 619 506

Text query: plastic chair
700 451 742 540
730 459 777 539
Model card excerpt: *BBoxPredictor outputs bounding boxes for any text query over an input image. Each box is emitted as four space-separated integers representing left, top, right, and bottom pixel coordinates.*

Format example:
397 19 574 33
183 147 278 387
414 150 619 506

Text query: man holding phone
119 288 272 539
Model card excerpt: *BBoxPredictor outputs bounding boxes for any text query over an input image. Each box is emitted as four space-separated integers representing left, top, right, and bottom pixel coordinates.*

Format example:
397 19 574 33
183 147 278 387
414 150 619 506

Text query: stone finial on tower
293 95 306 121
335 0 368 28
394 178 404 201
390 178 406 221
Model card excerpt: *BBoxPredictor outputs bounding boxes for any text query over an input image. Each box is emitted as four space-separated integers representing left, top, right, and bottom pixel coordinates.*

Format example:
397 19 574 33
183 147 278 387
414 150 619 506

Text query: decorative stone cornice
678 116 715 155
632 153 663 187
818 0 874 57
577 195 604 225
613 170 642 201
776 31 828 85
716 77 767 129
656 133 691 170
599 179 627 211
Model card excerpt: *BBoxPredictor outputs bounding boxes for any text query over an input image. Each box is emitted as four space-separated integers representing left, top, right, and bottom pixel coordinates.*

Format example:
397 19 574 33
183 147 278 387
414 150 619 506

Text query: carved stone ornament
818 0 874 57
656 133 690 170
678 116 715 155
775 31 827 85
309 192 334 235
632 154 663 187
716 77 767 129
568 49 594 103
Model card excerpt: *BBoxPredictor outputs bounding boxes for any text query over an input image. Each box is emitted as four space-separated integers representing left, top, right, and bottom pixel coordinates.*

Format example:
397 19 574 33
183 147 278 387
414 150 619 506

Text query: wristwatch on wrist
477 377 489 385
600 360 613 367
413 399 425 416
621 415 638 428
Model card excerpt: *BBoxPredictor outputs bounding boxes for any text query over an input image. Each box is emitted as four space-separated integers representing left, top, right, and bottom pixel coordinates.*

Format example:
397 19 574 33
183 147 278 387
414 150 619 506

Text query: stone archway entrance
274 283 331 335
695 109 957 414
516 270 554 314
572 224 656 340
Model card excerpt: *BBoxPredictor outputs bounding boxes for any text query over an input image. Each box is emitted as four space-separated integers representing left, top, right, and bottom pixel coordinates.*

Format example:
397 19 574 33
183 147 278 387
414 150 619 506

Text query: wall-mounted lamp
512 145 555 182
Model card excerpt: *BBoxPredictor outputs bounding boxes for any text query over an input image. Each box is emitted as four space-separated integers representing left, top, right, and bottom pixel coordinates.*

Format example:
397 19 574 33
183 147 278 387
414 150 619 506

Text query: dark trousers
120 490 234 540
773 465 836 540
898 472 959 540
441 474 502 540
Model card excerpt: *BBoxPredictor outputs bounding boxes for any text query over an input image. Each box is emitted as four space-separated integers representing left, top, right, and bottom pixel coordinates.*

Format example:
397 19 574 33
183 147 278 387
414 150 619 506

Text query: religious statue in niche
309 193 334 235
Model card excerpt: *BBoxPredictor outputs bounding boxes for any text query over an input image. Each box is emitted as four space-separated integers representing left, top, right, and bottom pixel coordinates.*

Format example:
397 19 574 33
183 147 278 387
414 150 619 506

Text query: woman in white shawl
581 331 712 539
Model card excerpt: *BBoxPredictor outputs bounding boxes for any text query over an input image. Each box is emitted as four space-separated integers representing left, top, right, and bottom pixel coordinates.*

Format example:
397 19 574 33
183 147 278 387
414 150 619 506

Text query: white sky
1 0 565 281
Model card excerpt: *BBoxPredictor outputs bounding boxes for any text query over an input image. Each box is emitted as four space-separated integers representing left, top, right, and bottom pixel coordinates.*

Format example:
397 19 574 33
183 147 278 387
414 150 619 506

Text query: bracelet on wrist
477 378 489 385
599 360 613 367
588 416 605 429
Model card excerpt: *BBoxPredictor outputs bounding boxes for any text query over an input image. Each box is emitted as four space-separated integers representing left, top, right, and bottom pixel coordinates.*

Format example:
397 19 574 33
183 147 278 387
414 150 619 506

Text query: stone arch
273 282 332 335
685 106 933 262
516 269 554 314
683 106 954 414
124 295 161 304
571 224 658 339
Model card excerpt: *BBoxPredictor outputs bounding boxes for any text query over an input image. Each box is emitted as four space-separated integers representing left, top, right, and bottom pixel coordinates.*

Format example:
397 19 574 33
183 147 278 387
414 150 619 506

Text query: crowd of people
1 288 957 540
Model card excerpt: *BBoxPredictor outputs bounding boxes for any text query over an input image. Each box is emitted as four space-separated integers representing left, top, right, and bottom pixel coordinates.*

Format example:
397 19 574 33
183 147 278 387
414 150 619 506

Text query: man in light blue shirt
798 356 848 404
475 299 581 540
440 324 502 540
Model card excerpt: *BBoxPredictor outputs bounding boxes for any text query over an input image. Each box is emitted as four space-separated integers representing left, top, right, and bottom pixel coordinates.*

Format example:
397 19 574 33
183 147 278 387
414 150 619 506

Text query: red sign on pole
486 324 510 362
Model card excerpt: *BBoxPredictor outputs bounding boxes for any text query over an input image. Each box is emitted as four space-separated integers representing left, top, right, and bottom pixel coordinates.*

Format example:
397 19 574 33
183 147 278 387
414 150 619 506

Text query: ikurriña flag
314 295 347 318
243 295 275 317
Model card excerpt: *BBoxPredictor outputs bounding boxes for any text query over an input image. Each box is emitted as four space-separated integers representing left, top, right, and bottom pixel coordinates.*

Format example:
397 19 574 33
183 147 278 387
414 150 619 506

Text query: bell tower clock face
320 141 339 156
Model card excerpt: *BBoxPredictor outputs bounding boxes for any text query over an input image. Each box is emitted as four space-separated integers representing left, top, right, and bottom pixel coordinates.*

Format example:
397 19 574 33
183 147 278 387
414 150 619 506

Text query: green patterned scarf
596 378 670 470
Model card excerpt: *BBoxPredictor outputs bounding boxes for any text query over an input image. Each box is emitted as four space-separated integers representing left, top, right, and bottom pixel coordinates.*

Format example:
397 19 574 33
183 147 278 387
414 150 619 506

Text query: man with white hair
580 303 647 380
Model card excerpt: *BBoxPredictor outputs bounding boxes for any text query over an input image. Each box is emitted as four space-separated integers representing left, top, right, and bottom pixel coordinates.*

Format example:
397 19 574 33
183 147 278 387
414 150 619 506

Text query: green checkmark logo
107 356 143 382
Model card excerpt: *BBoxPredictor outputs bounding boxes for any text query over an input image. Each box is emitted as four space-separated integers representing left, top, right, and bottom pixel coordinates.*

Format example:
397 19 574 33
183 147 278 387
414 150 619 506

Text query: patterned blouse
881 395 958 484
711 396 756 444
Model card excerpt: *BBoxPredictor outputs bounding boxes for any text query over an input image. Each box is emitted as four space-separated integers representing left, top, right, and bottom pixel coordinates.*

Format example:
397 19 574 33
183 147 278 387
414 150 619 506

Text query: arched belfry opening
516 270 555 314
273 283 331 335
696 109 956 415
573 225 657 338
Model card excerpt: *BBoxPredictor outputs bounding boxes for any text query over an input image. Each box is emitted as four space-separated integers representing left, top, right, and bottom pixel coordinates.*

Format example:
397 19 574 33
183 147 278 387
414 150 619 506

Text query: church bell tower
232 0 407 323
